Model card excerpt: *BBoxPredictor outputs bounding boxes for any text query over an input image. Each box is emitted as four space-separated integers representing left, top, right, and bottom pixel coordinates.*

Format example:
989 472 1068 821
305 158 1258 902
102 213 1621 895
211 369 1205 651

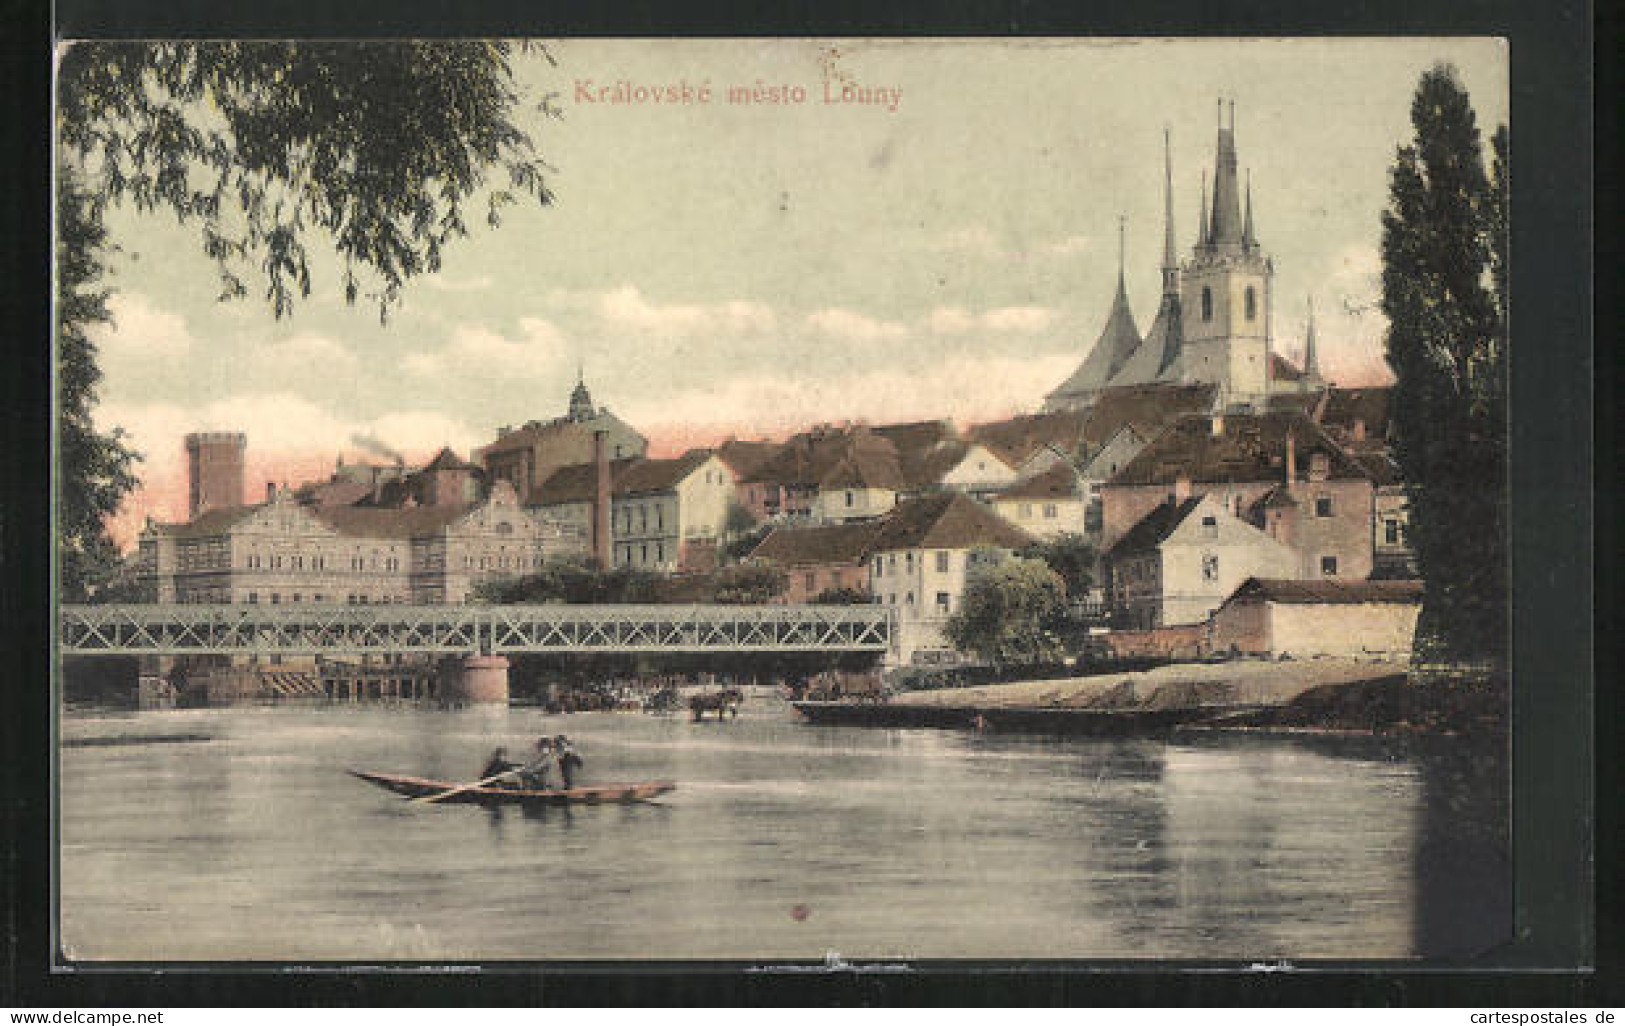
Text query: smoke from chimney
350 432 404 464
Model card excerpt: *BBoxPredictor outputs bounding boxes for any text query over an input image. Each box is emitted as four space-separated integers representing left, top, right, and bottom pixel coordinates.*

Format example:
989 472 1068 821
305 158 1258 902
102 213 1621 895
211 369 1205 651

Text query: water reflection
58 702 1507 961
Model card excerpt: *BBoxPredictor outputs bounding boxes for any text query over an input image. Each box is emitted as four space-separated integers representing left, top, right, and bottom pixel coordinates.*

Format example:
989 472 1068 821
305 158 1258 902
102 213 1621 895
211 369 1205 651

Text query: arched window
1201 286 1214 322
1245 286 1257 321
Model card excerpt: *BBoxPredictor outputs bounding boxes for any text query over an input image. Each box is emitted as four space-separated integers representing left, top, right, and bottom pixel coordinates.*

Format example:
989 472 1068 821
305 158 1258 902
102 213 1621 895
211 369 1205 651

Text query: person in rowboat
479 747 520 786
555 735 583 790
519 736 556 789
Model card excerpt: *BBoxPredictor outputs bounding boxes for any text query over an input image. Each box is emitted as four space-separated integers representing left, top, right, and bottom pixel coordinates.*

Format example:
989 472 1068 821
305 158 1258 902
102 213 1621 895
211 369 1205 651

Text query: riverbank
798 657 1504 739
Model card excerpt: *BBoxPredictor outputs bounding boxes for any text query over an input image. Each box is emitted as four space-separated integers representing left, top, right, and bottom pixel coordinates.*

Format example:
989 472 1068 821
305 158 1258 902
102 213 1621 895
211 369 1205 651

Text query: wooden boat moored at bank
350 769 675 807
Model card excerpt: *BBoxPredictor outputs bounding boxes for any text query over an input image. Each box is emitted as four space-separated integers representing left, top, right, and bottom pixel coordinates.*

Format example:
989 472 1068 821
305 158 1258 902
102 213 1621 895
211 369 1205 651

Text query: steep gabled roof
715 439 780 480
1045 276 1144 406
993 463 1082 502
1081 383 1217 449
1221 577 1423 607
968 410 1089 466
820 447 906 491
617 449 716 495
748 520 886 567
1109 411 1371 487
1103 497 1203 558
871 419 957 456
421 446 477 472
868 491 1034 553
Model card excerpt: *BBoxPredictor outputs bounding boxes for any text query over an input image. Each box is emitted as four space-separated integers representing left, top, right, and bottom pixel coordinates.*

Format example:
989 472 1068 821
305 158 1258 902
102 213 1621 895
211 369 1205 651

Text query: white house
935 442 1020 500
1209 577 1423 658
1104 492 1299 629
990 463 1088 541
866 491 1035 665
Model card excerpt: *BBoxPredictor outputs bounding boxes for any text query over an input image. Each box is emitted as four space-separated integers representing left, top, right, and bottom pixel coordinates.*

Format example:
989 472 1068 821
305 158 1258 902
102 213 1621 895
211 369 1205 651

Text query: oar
411 766 525 805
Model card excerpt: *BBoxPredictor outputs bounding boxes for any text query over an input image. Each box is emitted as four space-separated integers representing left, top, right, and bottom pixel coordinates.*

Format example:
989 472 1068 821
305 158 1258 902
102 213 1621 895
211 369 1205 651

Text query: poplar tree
55 42 555 597
1380 64 1508 664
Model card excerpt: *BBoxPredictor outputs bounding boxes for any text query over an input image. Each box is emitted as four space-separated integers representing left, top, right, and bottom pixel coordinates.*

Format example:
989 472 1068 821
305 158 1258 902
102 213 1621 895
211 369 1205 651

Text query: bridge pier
440 654 510 706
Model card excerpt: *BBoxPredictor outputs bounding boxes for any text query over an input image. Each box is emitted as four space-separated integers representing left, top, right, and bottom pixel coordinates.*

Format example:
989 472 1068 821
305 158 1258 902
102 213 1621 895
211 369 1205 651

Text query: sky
77 37 1508 547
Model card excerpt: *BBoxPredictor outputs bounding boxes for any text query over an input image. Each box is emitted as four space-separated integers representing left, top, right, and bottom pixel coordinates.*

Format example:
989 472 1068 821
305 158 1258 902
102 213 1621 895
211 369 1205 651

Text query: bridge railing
59 603 894 655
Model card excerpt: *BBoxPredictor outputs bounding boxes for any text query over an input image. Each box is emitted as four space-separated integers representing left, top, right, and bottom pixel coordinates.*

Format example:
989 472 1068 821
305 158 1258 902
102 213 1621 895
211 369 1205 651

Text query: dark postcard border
8 0 1604 1007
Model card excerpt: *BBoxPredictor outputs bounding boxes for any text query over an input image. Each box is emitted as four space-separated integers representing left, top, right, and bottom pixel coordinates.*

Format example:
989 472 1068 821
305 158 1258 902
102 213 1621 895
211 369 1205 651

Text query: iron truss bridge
59 604 895 656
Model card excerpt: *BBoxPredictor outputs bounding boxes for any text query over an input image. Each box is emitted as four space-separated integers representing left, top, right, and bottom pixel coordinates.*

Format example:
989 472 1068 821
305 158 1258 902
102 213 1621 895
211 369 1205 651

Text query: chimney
1352 418 1367 442
1210 414 1224 437
370 466 382 504
1174 474 1192 503
1284 428 1297 491
593 429 613 569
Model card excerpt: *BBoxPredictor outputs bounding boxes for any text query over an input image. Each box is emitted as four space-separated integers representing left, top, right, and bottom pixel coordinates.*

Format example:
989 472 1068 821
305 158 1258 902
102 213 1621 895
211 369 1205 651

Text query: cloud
249 332 359 378
805 307 907 342
91 292 197 359
1044 235 1091 257
422 274 494 293
403 319 567 380
926 305 1055 336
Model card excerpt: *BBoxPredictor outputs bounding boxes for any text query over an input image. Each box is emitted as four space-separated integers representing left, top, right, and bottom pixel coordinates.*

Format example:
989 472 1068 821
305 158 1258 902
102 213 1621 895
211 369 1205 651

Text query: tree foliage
57 174 141 601
1018 532 1096 600
710 563 788 605
1380 64 1508 663
57 41 555 318
472 559 663 605
944 553 1067 666
55 42 554 596
811 586 871 605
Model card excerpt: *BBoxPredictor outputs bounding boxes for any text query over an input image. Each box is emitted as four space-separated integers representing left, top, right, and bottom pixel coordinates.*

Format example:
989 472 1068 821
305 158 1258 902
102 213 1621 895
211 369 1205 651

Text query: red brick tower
185 432 246 519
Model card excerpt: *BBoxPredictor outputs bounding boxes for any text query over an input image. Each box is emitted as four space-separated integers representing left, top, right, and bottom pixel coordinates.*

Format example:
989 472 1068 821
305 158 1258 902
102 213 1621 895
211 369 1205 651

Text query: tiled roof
871 419 956 456
1269 353 1306 383
1080 383 1217 448
529 458 639 506
1223 577 1424 606
715 439 780 479
820 448 905 491
1109 411 1370 486
158 505 261 539
313 504 472 539
748 521 886 567
617 449 716 495
899 439 974 488
868 491 1034 553
994 463 1082 502
1247 484 1300 519
1046 276 1143 404
1103 497 1203 558
1320 387 1394 442
969 411 1089 466
421 446 477 471
1351 451 1401 486
529 451 715 505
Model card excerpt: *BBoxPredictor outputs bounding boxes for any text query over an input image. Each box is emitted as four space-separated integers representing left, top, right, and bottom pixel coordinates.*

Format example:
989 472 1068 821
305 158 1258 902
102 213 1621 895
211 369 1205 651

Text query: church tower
1177 100 1274 409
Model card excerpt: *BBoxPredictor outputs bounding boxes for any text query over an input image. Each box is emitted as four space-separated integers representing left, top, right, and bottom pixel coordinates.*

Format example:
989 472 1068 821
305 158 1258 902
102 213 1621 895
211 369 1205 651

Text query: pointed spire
1161 128 1178 292
1303 295 1321 380
1199 174 1210 246
1243 169 1256 248
1117 213 1127 286
1209 98 1244 246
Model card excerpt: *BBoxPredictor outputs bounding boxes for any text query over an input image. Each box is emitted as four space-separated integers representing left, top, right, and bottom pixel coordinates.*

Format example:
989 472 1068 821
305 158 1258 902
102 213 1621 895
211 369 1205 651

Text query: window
248 592 258 604
639 507 648 532
270 594 280 605
1385 520 1401 545
936 551 949 573
292 555 303 570
805 572 817 591
656 505 664 531
1201 286 1213 322
291 593 302 603
656 542 665 563
874 556 883 576
1201 515 1218 538
905 552 914 572
936 592 951 613
1315 495 1333 518
1043 504 1058 519
1202 553 1219 582
905 591 915 605
1019 503 1033 518
1321 555 1339 576
1245 286 1257 320
640 543 648 563
496 522 513 535
845 490 855 508
888 554 896 571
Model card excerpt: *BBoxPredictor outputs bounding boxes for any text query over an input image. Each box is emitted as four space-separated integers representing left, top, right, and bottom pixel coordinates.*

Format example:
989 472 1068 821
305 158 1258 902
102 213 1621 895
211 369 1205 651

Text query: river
58 693 1509 963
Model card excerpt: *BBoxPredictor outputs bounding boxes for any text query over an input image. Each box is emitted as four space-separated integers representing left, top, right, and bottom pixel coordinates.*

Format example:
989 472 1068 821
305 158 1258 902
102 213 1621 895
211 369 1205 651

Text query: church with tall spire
1044 101 1324 414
